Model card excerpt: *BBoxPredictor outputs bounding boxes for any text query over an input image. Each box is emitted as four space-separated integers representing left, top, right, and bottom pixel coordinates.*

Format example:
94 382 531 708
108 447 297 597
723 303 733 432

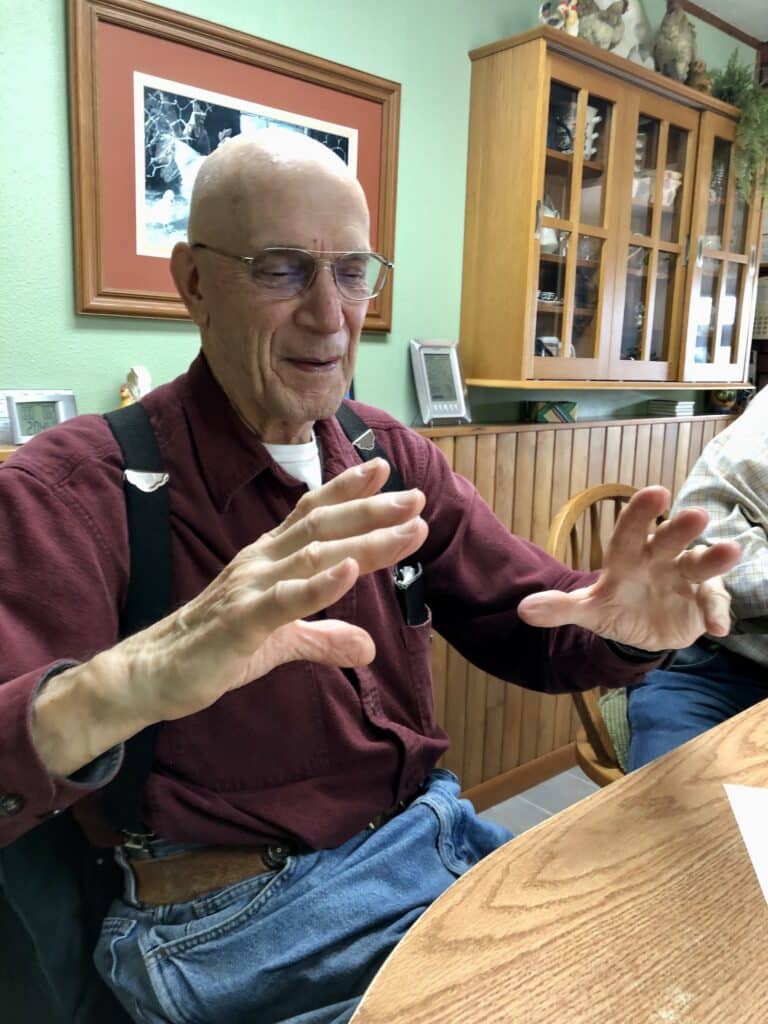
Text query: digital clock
4 390 78 443
409 339 471 426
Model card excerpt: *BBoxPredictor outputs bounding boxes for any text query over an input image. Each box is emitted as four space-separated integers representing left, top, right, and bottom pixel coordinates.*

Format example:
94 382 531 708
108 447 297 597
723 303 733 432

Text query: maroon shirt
0 355 658 849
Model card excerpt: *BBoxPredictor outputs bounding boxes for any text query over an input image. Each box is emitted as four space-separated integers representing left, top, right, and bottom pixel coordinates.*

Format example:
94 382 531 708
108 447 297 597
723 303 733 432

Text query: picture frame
68 0 401 331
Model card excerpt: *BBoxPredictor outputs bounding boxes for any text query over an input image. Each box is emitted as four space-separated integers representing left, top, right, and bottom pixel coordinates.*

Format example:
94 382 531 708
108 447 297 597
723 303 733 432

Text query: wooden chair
546 483 638 786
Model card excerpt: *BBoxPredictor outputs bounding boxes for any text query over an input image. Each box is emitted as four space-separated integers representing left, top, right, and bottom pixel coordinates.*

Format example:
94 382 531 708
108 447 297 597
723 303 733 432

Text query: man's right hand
32 458 427 777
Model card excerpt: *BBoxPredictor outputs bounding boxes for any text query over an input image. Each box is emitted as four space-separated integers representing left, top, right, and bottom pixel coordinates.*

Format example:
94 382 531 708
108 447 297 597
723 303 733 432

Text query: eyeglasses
191 244 393 301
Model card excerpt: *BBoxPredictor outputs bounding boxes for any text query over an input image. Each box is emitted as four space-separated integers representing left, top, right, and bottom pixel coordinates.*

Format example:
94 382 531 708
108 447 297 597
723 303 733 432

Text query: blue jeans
627 641 767 771
94 770 510 1024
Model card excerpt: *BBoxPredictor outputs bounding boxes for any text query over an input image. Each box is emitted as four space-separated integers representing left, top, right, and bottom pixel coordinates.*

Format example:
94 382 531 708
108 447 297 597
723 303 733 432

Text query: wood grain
352 701 768 1024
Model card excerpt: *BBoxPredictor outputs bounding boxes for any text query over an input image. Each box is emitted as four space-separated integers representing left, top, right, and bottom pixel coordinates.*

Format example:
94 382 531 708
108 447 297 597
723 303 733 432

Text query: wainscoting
418 415 732 808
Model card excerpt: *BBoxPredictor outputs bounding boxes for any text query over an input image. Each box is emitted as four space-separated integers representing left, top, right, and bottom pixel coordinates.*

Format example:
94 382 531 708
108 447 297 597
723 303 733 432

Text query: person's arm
31 459 427 775
382 427 736 690
670 453 768 625
1 457 426 842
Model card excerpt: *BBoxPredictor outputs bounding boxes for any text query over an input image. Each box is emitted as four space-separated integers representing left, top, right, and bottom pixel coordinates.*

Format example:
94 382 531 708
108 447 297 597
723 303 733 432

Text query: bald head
187 129 369 252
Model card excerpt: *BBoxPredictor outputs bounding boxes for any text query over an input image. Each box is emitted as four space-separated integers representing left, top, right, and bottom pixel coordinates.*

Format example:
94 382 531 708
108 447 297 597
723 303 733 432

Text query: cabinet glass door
609 98 697 381
682 113 761 383
534 60 620 380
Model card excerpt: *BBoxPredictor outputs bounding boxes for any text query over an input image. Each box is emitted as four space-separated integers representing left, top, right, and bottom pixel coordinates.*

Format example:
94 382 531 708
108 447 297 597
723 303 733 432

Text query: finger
696 580 732 638
604 486 671 564
264 488 426 562
260 517 429 590
273 459 392 535
674 541 741 584
516 586 593 629
645 507 711 561
183 555 364 645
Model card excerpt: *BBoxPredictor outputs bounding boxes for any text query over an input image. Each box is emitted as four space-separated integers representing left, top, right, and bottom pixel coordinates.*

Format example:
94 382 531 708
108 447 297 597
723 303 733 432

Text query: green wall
0 1 755 425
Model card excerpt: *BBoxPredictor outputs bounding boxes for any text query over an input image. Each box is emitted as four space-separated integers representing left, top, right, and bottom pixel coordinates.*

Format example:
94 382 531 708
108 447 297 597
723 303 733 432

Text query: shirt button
0 794 25 816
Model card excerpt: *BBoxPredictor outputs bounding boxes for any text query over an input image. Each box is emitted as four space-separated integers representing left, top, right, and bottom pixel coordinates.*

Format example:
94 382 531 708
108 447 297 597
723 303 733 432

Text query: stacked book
648 400 695 417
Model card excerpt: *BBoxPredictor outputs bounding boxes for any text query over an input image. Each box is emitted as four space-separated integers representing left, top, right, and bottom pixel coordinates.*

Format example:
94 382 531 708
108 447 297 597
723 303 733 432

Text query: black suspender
101 404 171 840
335 403 426 627
100 401 426 838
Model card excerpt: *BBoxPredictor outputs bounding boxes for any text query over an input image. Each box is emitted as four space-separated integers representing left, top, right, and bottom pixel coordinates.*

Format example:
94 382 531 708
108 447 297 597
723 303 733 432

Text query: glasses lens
249 249 314 297
335 253 387 300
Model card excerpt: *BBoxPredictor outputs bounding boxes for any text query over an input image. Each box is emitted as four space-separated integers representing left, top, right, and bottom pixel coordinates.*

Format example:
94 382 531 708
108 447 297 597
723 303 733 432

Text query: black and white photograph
134 72 358 257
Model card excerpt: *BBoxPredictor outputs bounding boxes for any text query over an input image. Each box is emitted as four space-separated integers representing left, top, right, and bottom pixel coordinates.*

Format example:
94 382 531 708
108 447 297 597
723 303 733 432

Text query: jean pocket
140 857 294 959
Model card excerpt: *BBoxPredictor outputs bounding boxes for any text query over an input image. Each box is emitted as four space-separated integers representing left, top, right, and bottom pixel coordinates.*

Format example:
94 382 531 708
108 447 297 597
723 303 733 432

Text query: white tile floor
479 765 599 835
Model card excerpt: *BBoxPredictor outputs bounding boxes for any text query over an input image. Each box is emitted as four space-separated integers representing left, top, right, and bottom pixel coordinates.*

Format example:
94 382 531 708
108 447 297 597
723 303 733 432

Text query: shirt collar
182 352 349 511
182 353 274 511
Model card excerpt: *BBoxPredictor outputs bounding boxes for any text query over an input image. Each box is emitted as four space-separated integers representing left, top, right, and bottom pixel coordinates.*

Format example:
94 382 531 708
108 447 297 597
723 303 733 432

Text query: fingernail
394 519 419 535
391 490 417 507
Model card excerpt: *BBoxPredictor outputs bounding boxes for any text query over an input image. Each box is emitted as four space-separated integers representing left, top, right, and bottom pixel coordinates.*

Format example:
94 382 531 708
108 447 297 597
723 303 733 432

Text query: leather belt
130 798 416 906
130 845 287 906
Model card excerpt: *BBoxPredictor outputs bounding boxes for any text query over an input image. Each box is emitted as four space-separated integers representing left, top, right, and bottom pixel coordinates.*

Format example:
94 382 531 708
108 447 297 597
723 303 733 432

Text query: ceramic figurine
559 1 580 35
578 0 628 50
687 59 713 94
126 365 152 402
654 0 696 83
539 1 565 29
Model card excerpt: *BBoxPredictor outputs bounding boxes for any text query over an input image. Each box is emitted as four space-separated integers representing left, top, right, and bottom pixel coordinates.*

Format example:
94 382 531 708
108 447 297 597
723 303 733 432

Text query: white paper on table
724 784 768 906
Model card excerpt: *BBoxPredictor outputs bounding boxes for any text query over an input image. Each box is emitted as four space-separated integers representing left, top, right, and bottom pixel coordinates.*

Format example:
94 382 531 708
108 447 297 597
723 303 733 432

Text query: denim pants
94 770 511 1024
627 641 767 771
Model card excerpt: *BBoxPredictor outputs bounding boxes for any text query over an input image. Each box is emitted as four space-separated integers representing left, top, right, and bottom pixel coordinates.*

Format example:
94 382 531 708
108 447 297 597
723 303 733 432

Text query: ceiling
689 1 767 43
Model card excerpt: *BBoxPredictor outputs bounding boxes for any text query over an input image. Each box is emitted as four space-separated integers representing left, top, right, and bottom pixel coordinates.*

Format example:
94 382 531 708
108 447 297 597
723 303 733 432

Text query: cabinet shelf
537 303 596 316
540 253 602 268
545 148 605 179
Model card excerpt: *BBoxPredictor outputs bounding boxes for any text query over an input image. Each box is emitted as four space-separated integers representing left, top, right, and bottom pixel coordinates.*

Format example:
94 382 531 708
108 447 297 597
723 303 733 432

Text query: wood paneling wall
419 415 733 803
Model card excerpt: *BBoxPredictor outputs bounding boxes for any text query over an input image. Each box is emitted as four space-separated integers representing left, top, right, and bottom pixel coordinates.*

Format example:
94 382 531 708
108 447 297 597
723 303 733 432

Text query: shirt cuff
33 662 124 787
0 661 124 844
603 639 672 663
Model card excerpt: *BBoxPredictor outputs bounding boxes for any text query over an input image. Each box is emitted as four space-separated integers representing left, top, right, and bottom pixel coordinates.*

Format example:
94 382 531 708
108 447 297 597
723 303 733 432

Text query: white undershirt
263 432 323 491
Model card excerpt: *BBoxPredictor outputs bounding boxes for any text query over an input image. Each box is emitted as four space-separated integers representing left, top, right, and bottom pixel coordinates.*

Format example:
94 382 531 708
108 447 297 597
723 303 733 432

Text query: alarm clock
3 389 78 443
409 339 471 426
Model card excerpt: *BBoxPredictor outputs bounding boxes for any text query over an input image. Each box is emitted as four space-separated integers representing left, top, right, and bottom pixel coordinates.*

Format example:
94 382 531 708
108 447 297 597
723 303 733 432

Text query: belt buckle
121 829 156 852
367 798 408 832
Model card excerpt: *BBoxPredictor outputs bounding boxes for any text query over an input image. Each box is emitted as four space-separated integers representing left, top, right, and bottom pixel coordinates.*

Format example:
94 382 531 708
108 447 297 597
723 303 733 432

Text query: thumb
516 587 593 629
260 619 376 673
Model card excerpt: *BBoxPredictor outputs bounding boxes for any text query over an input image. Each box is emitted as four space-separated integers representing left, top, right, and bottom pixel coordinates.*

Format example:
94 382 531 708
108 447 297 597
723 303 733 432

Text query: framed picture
68 0 401 331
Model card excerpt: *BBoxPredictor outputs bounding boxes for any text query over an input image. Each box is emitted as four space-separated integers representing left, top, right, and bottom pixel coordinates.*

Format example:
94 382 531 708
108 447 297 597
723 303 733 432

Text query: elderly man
628 385 768 770
0 130 739 1024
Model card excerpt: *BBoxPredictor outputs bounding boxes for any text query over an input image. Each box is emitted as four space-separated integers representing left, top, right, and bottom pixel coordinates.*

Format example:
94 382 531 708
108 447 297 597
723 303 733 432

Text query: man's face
190 166 370 444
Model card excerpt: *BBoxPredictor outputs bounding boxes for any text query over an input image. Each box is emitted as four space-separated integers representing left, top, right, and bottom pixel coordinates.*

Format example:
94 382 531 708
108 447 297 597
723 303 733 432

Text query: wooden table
352 701 768 1023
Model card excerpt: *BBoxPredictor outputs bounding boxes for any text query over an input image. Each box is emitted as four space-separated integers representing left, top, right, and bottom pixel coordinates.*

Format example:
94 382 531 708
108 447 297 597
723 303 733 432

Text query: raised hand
516 485 741 652
33 459 428 775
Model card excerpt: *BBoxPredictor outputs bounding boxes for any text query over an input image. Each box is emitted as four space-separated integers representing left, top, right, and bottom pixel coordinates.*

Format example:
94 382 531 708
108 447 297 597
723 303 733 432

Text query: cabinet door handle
534 199 542 240
695 236 704 269
749 245 757 274
682 234 690 266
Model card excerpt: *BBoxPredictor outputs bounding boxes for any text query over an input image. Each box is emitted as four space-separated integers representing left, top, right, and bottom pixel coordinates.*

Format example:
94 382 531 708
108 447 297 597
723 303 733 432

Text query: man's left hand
516 486 741 652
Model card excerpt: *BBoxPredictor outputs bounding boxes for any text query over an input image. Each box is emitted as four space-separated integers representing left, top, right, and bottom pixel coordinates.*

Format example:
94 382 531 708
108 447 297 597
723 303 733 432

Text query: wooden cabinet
459 27 763 389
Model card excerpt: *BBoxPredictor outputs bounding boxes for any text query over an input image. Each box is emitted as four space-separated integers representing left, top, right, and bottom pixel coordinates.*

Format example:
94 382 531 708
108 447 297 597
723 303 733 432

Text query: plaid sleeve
672 394 768 625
